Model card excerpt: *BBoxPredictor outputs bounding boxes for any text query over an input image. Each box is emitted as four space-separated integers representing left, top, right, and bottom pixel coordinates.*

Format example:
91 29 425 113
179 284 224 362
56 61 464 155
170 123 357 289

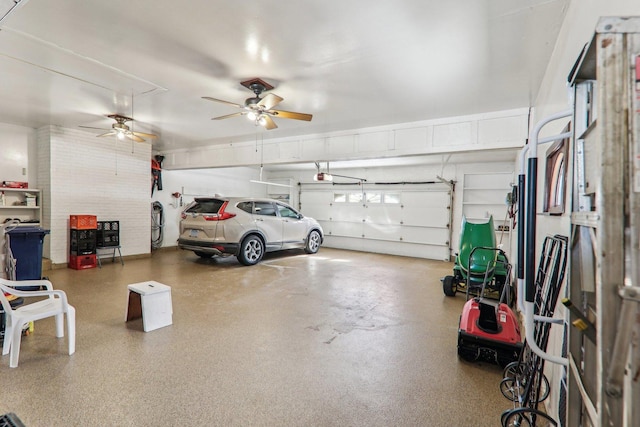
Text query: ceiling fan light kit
203 78 312 130
80 114 158 143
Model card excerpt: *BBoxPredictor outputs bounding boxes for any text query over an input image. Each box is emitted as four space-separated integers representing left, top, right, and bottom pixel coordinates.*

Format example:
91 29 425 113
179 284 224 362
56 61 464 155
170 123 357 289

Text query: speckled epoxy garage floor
0 247 507 426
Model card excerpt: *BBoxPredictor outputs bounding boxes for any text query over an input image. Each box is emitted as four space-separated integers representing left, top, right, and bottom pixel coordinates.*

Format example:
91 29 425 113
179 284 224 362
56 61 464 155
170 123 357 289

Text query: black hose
151 201 164 250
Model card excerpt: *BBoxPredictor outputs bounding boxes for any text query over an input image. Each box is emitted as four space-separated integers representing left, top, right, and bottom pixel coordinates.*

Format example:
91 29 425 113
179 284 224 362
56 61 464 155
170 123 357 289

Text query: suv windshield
186 198 225 214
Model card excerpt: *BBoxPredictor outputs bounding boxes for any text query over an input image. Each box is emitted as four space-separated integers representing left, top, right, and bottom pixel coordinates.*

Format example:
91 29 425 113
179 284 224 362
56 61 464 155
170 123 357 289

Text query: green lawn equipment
442 216 511 301
442 216 521 367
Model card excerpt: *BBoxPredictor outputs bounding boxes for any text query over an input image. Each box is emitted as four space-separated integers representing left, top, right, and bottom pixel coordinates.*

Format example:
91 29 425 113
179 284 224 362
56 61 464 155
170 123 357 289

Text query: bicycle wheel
502 408 557 427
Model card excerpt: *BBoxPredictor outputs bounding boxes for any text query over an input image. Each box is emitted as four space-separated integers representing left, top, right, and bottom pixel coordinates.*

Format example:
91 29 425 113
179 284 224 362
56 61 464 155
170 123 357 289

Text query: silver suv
178 197 324 265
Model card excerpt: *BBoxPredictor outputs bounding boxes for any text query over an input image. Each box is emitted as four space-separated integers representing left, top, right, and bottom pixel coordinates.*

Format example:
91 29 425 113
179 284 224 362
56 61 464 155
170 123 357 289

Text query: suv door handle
256 218 263 221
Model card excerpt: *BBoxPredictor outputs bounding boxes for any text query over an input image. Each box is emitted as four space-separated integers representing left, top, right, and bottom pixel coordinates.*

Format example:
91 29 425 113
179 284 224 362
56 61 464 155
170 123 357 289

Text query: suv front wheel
238 235 264 266
304 230 321 254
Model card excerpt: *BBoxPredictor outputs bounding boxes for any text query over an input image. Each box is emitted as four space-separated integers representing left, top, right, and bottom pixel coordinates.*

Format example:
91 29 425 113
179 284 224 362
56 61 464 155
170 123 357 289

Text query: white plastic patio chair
0 278 75 368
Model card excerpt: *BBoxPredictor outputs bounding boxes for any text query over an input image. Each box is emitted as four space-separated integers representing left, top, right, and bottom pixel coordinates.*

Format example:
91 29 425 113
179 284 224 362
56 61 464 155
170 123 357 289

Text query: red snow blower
456 246 523 367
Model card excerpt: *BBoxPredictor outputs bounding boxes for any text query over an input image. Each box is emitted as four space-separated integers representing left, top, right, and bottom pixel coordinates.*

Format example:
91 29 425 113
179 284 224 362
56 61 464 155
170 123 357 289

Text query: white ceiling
0 0 568 153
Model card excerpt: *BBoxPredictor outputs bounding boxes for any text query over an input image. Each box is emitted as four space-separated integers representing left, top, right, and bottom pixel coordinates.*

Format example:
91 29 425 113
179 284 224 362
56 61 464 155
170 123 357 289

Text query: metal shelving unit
566 16 640 427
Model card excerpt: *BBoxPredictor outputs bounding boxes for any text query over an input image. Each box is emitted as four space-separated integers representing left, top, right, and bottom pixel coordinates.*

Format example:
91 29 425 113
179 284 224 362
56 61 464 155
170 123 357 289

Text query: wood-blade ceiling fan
80 114 158 142
203 78 312 130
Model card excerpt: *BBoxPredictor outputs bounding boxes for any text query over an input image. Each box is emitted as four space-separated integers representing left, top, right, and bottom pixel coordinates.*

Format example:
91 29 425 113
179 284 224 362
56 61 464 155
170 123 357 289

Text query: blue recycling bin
7 227 50 281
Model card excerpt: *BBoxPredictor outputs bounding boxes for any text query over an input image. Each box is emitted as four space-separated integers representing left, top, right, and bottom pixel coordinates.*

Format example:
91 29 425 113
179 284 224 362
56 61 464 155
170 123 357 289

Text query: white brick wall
36 126 52 258
38 125 151 264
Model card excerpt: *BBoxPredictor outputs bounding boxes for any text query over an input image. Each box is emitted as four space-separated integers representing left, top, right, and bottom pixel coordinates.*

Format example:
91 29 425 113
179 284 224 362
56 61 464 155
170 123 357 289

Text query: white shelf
0 188 42 226
1 187 35 192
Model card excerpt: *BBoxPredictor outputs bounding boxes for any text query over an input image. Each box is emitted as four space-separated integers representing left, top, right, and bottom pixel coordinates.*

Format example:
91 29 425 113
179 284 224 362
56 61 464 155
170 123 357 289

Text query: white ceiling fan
80 114 158 142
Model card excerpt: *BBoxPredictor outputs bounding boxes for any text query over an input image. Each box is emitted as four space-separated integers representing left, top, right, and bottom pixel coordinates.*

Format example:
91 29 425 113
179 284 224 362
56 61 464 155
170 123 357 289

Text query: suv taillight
203 201 236 221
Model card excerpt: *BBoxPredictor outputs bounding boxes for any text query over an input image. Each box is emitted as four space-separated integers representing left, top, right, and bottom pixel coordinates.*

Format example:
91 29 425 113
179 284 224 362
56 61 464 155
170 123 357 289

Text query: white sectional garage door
300 183 452 260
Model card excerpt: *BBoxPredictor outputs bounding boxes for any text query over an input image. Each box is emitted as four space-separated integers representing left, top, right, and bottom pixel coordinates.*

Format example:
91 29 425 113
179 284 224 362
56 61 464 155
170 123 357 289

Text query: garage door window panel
366 192 382 203
383 193 400 204
348 192 363 203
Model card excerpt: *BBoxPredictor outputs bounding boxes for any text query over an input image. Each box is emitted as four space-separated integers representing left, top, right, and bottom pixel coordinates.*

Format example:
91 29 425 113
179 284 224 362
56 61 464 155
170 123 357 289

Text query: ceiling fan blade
258 93 283 110
262 115 278 130
126 133 146 143
96 131 117 138
212 112 247 120
270 109 313 121
202 96 244 109
79 125 110 131
131 131 158 139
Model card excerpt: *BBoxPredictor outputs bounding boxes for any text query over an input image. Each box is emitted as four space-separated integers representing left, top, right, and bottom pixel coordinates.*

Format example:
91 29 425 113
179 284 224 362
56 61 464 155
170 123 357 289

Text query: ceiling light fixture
249 165 293 188
247 112 268 127
250 179 293 188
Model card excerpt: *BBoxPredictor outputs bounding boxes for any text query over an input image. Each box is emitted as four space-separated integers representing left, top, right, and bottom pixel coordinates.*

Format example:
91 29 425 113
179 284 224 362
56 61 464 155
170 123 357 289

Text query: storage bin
70 229 97 255
70 215 97 230
68 254 97 270
97 221 120 247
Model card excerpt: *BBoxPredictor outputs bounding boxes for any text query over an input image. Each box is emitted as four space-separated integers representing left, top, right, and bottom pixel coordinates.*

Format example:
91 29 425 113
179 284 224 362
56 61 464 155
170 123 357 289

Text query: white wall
150 167 267 248
37 126 151 265
531 0 640 244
